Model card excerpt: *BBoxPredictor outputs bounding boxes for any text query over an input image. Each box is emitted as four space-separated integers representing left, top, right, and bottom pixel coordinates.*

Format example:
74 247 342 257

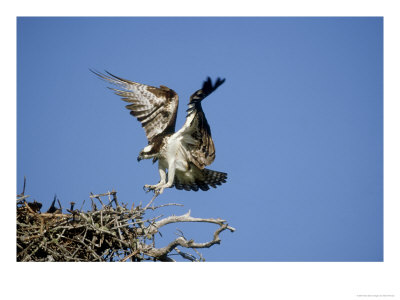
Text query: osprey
92 71 227 194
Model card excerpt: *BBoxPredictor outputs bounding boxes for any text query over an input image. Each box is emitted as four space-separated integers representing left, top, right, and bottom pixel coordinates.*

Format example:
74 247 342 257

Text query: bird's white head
137 145 154 161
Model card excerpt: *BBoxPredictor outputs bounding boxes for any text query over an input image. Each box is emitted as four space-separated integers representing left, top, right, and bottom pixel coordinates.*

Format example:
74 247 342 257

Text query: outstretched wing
91 70 179 142
176 77 225 169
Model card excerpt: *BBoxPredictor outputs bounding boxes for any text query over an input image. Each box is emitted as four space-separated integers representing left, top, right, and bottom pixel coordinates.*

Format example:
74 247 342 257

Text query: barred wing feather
91 70 179 142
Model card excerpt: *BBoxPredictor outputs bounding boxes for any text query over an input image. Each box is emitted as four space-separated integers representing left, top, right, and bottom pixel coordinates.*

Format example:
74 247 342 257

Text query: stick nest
17 186 235 262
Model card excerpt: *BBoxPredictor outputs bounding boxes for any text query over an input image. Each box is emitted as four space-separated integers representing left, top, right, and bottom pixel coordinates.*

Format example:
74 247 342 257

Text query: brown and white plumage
92 70 227 194
177 77 225 169
91 70 179 142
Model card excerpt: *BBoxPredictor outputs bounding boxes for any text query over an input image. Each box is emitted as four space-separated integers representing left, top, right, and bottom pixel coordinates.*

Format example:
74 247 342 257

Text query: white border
2 1 399 299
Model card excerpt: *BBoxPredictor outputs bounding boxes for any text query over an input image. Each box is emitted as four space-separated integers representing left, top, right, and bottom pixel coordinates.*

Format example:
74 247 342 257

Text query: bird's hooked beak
137 156 142 162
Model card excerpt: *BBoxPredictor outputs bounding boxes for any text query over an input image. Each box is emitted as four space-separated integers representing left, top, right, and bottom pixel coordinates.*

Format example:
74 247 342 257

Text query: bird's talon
143 184 161 194
143 185 153 193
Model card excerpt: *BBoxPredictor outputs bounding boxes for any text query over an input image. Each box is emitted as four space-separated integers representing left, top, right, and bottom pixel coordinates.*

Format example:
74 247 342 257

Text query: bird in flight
92 70 227 194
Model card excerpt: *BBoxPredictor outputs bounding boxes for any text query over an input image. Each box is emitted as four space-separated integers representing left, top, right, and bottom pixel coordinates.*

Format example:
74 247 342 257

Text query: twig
143 192 160 210
147 203 184 210
79 200 85 211
90 192 104 206
174 248 197 262
17 195 30 202
121 250 140 262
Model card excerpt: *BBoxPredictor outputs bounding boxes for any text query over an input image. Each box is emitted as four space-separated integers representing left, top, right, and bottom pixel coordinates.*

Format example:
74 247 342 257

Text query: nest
17 191 153 262
16 180 235 262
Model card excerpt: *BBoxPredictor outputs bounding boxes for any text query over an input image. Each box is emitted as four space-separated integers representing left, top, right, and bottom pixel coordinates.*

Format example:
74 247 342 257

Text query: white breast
165 135 189 172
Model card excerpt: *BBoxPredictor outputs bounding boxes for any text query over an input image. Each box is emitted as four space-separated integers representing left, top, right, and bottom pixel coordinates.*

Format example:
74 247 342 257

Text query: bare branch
141 222 232 259
144 210 236 235
143 191 160 210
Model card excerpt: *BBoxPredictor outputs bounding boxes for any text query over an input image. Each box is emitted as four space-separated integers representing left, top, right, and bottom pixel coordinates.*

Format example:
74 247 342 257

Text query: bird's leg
143 165 167 193
156 161 176 194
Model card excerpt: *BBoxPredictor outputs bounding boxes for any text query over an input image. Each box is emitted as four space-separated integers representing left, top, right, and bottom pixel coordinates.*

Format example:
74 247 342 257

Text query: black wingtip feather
104 70 127 82
90 69 130 85
89 68 104 79
205 77 226 94
189 77 226 107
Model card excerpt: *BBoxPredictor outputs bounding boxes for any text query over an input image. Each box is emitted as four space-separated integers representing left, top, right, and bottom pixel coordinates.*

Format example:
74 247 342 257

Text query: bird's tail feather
173 168 227 192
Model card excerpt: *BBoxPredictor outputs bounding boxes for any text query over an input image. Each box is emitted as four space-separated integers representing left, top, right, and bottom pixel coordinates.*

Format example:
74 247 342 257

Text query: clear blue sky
17 17 383 261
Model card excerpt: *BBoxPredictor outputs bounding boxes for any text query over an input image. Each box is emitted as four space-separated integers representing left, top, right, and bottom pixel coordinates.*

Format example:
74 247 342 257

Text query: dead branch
140 221 234 260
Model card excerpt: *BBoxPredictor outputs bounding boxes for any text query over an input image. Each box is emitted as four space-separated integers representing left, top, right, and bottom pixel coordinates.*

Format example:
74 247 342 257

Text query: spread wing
91 70 179 142
176 77 225 169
